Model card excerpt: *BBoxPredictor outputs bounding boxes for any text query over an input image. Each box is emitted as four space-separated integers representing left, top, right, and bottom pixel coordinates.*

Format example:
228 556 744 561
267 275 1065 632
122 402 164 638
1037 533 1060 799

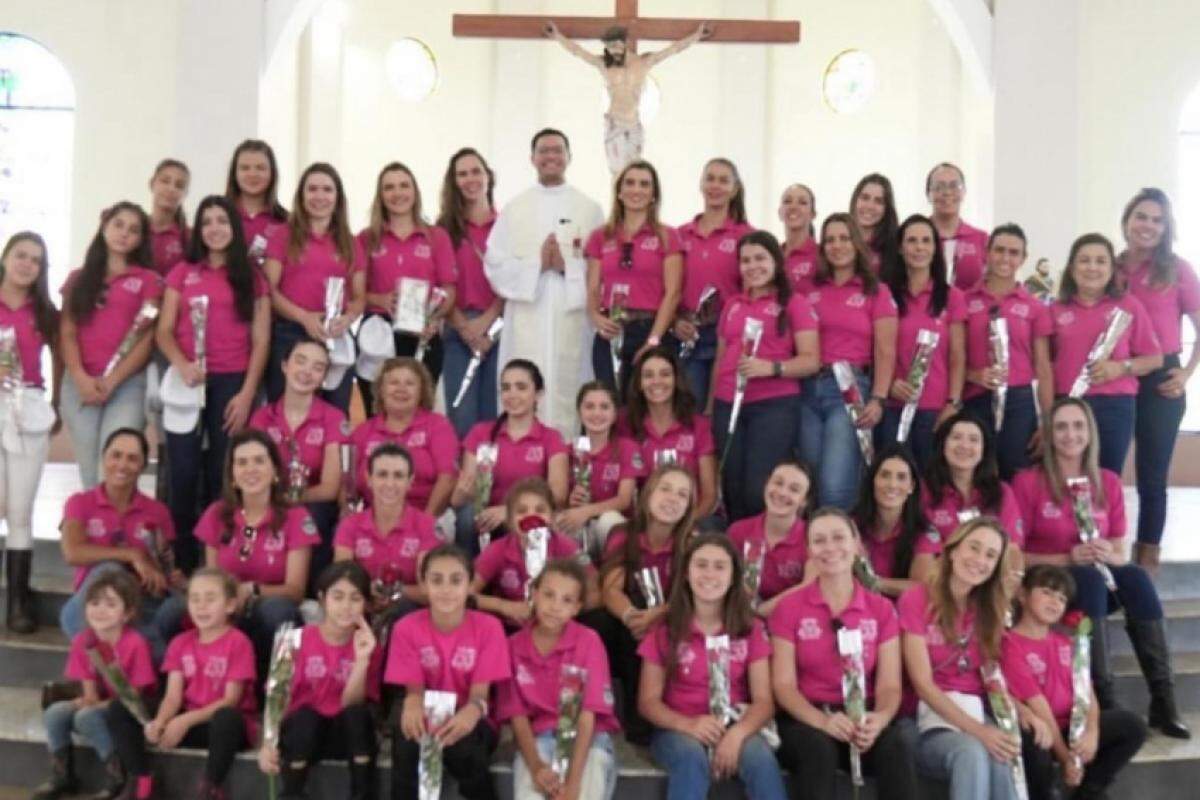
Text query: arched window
1177 83 1200 431
0 32 75 294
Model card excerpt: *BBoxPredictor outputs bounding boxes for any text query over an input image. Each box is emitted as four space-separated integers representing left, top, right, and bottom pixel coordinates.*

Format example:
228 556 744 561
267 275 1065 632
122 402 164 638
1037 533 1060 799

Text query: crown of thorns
602 26 628 43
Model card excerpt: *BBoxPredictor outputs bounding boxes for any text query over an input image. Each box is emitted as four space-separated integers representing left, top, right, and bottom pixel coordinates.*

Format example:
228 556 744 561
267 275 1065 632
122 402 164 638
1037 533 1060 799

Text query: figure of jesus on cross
544 20 712 174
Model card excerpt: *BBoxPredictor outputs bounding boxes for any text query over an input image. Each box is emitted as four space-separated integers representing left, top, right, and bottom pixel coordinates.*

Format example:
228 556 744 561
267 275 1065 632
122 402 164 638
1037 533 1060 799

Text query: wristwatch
773 361 783 378
1123 359 1133 375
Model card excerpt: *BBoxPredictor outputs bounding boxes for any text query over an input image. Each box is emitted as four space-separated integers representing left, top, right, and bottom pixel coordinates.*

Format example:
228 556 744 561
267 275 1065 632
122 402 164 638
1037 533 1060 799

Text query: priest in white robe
485 128 604 434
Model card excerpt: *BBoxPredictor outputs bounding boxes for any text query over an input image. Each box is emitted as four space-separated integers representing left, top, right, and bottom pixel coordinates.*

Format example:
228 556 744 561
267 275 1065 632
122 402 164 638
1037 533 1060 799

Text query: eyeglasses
238 524 257 561
620 241 634 270
930 181 963 195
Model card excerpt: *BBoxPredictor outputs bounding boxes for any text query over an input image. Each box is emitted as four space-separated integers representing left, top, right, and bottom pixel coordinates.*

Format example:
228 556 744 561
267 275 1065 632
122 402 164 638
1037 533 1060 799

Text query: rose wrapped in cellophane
1066 613 1093 774
634 566 666 608
981 661 1031 800
832 361 874 466
86 639 150 725
284 437 309 504
679 284 718 360
720 317 765 469
340 443 363 513
520 515 551 599
323 276 345 350
0 325 23 390
572 436 592 503
707 634 736 729
262 624 301 800
451 317 504 408
103 301 159 377
552 664 588 781
414 286 449 362
897 329 940 443
608 283 631 391
419 690 458 800
653 448 678 468
1066 477 1117 592
1068 307 1132 398
742 539 765 607
988 309 1010 432
473 443 499 551
837 625 867 794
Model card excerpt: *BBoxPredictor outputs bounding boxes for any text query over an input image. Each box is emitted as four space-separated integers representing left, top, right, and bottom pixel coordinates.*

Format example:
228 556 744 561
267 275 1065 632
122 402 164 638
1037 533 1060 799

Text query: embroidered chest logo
181 654 197 677
846 293 867 308
932 510 954 527
1056 311 1075 327
524 446 545 463
1025 652 1047 680
807 291 822 305
798 618 822 641
777 560 805 579
516 662 536 686
639 237 660 252
1011 303 1030 319
676 643 697 672
602 464 620 482
729 639 749 662
718 238 737 254
204 656 229 680
419 646 440 670
120 277 144 293
859 619 879 641
925 624 946 646
414 244 431 259
450 646 477 671
405 431 427 448
184 272 201 286
1041 502 1063 520
968 299 986 314
675 434 695 453
1058 644 1072 667
86 518 108 539
304 428 324 446
500 568 522 591
303 656 327 680
354 539 374 560
400 537 420 558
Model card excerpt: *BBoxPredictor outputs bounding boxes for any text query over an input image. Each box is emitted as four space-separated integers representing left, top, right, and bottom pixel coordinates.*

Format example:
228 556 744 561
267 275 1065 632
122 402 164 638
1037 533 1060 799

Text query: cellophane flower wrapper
897 329 940 442
323 277 345 348
474 443 498 549
988 311 1010 432
103 302 159 377
706 635 736 728
958 507 980 526
852 554 881 593
371 562 404 615
262 624 300 762
742 539 765 606
521 519 550 599
285 439 309 504
1067 477 1117 591
552 664 588 780
1068 616 1093 772
634 566 665 608
419 690 458 800
0 325 22 389
832 361 874 466
415 287 449 361
653 448 678 468
340 443 362 512
680 284 718 359
452 318 505 408
573 436 592 501
189 295 209 374
1068 307 1133 398
86 643 150 725
609 283 630 384
981 661 1031 800
727 318 765 442
837 628 867 789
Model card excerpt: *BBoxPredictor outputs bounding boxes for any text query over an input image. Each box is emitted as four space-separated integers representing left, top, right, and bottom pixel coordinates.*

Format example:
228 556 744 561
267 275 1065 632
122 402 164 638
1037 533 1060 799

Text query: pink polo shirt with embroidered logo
149 224 187 277
945 221 989 291
333 506 441 585
462 420 568 507
713 292 817 405
359 226 457 315
0 298 47 387
584 224 683 312
603 529 677 601
475 529 590 603
569 437 638 506
890 285 967 410
1050 294 1160 397
66 627 157 697
1119 257 1200 355
862 521 942 580
963 284 1052 399
1001 629 1074 728
266 229 366 313
676 215 755 312
1011 467 1125 556
922 483 1025 548
727 514 808 601
619 412 715 485
62 266 164 377
63 486 175 590
785 238 820 295
250 397 348 489
638 618 771 717
768 580 899 705
287 623 382 717
163 627 258 739
350 410 459 511
194 503 319 585
239 209 286 266
454 217 499 312
897 583 984 696
496 620 619 734
166 261 269 373
807 277 897 366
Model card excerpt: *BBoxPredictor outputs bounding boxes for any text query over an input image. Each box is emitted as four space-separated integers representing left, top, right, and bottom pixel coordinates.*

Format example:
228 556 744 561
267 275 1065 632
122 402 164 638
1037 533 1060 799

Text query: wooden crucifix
453 0 800 173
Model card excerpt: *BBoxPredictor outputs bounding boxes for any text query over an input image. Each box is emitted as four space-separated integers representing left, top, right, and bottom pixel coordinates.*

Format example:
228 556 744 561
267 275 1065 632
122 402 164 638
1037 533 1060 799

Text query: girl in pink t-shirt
157 195 273 574
849 173 899 276
60 202 163 490
146 159 190 277
258 562 379 799
224 139 289 269
498 559 620 800
557 381 637 560
34 569 154 800
388 544 511 800
709 230 819 521
853 445 941 599
1002 565 1146 799
638 533 786 799
111 569 257 800
770 508 916 800
900 517 1019 798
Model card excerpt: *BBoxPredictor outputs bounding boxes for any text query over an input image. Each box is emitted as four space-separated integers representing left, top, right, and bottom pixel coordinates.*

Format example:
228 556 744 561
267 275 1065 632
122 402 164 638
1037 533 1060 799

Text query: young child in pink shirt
107 569 257 800
388 544 511 800
1003 565 1146 800
498 559 619 800
34 569 155 800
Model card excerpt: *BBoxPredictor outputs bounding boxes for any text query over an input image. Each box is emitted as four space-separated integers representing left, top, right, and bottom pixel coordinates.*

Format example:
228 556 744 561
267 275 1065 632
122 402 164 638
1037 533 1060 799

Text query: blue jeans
60 370 148 489
1069 563 1163 623
59 561 186 663
798 371 872 510
712 394 800 522
267 319 354 413
650 728 787 800
166 370 246 574
1135 355 1185 545
443 310 500 440
44 699 114 759
964 385 1038 481
681 322 718 411
1081 394 1136 475
916 727 1018 800
877 405 938 475
592 318 675 400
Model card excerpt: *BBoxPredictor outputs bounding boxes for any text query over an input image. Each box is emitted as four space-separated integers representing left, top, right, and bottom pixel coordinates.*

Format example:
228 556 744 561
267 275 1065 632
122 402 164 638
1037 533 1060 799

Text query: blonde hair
1039 397 1106 505
925 516 1011 661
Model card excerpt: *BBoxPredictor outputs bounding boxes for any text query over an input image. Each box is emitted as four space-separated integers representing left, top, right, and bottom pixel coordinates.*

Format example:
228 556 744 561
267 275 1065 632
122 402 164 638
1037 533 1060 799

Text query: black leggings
585 608 650 741
1021 708 1147 798
391 717 497 800
106 703 247 784
776 714 919 800
279 703 376 767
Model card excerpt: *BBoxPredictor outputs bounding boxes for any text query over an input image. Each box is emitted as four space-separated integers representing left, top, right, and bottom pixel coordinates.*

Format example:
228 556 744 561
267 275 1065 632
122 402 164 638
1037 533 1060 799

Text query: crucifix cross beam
452 0 800 52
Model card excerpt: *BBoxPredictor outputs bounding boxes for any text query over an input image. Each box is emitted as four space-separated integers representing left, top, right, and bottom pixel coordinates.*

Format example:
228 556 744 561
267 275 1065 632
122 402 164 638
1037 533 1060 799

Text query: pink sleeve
1177 260 1200 313
253 268 270 298
636 624 667 664
1031 301 1053 337
1010 471 1038 542
663 227 684 256
350 235 367 275
603 531 627 559
694 417 716 457
161 634 185 673
324 408 349 447
462 424 486 457
165 264 188 292
618 439 639 480
473 615 513 684
874 597 900 644
227 632 257 683
1000 485 1025 548
285 507 321 549
332 515 357 550
474 541 505 584
64 637 94 681
432 227 457 286
430 415 460 476
580 628 614 716
544 428 569 458
947 288 968 324
766 595 795 640
746 619 771 664
384 618 423 686
63 492 90 524
914 526 943 556
872 284 898 319
1126 297 1161 356
128 635 157 690
142 270 165 301
192 503 223 547
1000 636 1040 703
584 228 606 260
788 295 818 332
896 587 927 635
1104 471 1127 539
265 229 287 261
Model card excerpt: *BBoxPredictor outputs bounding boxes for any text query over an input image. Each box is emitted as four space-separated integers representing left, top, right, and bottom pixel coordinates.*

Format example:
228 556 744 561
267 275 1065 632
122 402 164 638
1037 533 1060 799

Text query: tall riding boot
6 548 37 633
348 758 376 800
1090 617 1117 710
1126 618 1192 739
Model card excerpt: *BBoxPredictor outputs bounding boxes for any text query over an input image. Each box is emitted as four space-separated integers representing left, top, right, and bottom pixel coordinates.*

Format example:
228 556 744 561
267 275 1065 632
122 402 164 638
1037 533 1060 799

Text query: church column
296 0 347 168
719 0 770 224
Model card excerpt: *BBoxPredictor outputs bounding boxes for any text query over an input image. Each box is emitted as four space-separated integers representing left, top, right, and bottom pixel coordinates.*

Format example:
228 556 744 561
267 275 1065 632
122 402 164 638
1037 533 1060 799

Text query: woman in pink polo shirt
623 346 719 522
223 139 289 268
1050 233 1161 474
780 183 819 294
1012 397 1189 738
708 230 819 521
60 202 163 489
926 163 989 290
852 445 940 598
438 147 503 439
727 459 814 616
799 212 898 510
673 158 754 408
0 232 60 633
357 162 457 407
771 508 916 800
1116 188 1200 567
900 516 1020 798
962 223 1054 480
157 195 271 573
452 359 569 557
350 356 457 517
879 215 967 470
586 159 683 398
264 162 366 412
146 158 190 277
195 429 319 678
849 173 899 276
638 532 787 800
